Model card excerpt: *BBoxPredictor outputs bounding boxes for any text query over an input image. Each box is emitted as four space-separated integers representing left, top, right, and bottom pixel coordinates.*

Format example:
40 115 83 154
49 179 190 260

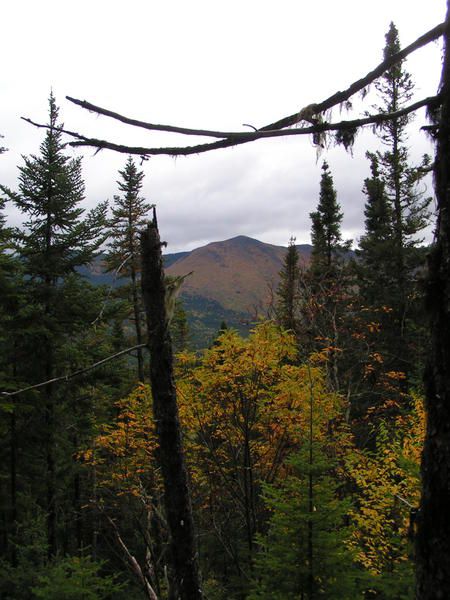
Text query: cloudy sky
1 0 446 252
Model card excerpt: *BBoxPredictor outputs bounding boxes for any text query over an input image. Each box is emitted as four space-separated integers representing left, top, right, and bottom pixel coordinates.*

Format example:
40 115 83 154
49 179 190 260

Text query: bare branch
105 514 159 600
62 21 444 145
66 96 244 139
261 21 445 131
1 343 148 398
22 22 444 158
54 95 438 157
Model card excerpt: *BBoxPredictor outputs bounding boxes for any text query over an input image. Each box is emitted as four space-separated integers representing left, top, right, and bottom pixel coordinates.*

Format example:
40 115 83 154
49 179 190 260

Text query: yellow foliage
348 393 424 574
81 384 160 500
177 322 351 517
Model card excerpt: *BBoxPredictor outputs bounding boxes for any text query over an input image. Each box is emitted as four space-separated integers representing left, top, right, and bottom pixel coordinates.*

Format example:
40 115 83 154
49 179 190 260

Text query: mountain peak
166 236 312 314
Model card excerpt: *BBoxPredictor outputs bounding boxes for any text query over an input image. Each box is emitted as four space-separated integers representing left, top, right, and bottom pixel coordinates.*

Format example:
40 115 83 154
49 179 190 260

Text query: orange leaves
82 384 160 500
367 321 381 334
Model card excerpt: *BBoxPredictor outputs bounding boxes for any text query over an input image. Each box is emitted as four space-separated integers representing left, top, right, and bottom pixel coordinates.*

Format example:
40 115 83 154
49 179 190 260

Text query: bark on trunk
141 211 202 600
416 6 450 598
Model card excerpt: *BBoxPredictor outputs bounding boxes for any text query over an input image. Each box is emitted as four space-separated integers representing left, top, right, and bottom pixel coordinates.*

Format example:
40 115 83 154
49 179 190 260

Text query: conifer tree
370 22 431 382
309 161 350 279
275 236 300 332
250 445 360 600
1 94 108 557
170 299 189 353
304 162 352 390
106 156 152 382
356 152 395 307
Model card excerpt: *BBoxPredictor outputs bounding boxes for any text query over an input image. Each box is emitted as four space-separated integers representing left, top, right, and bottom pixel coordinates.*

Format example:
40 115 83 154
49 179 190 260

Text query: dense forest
0 14 449 600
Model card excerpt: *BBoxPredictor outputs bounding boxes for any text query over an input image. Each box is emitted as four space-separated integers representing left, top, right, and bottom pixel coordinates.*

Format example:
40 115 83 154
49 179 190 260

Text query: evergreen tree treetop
276 236 300 332
3 93 108 280
106 155 153 276
376 22 414 136
373 22 431 248
310 161 350 276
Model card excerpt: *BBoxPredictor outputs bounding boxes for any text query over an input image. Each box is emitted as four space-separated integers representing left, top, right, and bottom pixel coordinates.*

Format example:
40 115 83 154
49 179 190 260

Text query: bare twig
91 253 131 326
1 343 148 398
65 96 245 139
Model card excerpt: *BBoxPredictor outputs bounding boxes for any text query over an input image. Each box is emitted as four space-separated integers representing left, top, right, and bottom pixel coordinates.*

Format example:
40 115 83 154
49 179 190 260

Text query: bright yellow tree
348 394 425 593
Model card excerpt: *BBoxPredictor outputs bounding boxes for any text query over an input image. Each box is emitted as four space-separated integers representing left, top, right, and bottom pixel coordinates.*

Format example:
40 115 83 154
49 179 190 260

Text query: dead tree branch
64 22 444 142
65 96 245 139
105 514 159 600
24 95 440 158
1 343 148 398
21 23 444 157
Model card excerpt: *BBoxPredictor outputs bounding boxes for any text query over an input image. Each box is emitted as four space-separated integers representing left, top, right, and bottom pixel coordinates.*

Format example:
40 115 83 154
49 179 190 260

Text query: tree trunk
45 365 57 558
416 6 450 597
131 263 145 382
141 210 202 600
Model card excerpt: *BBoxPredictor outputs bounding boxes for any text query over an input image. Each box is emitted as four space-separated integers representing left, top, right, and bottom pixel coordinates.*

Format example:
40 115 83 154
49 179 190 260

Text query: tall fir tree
106 156 152 382
303 162 352 390
1 94 108 557
309 161 350 279
371 22 431 383
356 152 395 307
275 236 300 332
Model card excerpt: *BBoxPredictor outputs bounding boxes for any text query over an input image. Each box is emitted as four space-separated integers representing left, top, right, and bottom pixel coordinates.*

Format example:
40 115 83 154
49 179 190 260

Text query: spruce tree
356 152 395 307
309 161 350 279
2 94 108 557
170 299 189 353
250 445 360 600
275 236 300 332
304 162 351 390
369 22 431 384
106 156 152 382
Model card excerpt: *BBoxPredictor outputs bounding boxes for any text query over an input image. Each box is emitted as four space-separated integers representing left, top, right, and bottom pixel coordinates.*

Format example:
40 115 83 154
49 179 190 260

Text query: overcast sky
1 0 446 252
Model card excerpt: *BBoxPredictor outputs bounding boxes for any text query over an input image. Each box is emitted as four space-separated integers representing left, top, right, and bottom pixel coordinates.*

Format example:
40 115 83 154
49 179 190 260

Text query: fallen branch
1 343 148 398
23 95 440 157
64 21 445 141
260 21 445 132
105 514 159 600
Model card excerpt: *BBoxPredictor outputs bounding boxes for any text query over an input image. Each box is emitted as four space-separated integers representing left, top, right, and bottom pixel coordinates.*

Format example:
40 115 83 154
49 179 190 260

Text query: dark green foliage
250 446 361 600
106 156 153 381
171 298 190 352
32 556 124 600
356 23 432 388
356 152 395 307
304 162 354 391
276 236 300 332
106 156 152 276
374 23 431 260
0 94 109 559
310 161 351 278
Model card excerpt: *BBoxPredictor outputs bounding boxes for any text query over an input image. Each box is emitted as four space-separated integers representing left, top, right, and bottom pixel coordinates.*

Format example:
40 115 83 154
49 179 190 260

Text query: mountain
165 236 311 346
166 235 311 314
81 236 312 348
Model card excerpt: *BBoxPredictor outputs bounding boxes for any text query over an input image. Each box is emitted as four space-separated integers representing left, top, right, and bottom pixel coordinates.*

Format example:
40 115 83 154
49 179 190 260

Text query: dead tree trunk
141 210 202 600
416 5 450 598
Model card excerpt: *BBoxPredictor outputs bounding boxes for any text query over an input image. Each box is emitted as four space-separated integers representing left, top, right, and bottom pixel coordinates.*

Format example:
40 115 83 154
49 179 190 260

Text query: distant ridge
166 235 311 314
82 235 312 347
